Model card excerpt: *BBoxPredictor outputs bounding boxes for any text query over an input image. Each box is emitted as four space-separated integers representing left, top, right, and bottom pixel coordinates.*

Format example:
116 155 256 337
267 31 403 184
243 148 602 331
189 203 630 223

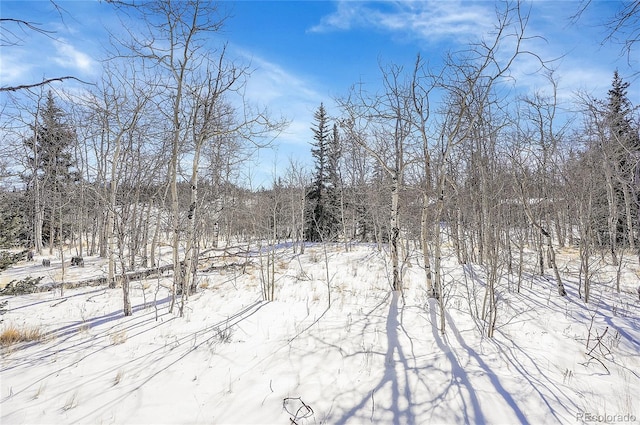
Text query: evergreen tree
304 103 341 241
607 70 640 165
605 71 640 247
22 91 78 251
0 190 29 247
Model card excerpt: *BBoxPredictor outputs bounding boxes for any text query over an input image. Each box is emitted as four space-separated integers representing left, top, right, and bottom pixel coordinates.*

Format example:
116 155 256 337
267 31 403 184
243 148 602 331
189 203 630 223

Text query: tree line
1 1 638 334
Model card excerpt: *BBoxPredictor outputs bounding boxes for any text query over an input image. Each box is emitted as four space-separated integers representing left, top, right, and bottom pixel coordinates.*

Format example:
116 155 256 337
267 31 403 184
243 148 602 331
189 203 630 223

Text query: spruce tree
607 70 640 163
304 103 341 241
23 91 77 251
605 71 640 247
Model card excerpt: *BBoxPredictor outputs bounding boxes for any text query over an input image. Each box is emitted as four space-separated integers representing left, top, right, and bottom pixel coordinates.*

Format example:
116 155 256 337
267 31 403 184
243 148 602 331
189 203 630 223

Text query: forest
1 1 640 423
1 1 638 324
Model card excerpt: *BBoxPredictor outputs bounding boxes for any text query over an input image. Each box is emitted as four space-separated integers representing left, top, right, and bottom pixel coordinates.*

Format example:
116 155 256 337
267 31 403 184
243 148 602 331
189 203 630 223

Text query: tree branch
0 76 91 92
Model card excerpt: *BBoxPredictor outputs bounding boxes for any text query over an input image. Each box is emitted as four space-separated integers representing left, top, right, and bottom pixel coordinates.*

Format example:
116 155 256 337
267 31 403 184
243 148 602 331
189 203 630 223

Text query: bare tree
511 72 568 297
111 0 285 315
573 1 640 67
421 1 545 332
180 52 250 310
564 146 599 303
283 158 311 255
112 0 229 313
338 63 417 292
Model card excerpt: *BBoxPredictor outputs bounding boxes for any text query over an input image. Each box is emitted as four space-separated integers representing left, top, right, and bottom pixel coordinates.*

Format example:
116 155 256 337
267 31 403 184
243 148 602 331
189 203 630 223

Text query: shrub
0 276 44 295
0 250 29 271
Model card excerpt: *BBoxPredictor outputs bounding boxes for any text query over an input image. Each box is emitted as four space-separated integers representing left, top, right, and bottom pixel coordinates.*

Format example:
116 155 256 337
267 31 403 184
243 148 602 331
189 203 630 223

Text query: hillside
1 244 639 424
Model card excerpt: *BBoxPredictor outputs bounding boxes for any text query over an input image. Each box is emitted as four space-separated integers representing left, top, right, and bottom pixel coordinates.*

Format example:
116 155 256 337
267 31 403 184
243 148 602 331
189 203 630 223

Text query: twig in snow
283 397 313 424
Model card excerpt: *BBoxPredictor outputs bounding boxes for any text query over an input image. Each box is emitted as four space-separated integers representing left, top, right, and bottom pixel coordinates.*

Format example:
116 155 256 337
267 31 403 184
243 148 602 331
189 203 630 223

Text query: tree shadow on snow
428 300 488 425
2 299 268 422
2 287 108 313
71 299 268 423
331 292 536 424
0 294 175 399
334 291 415 425
1 294 174 373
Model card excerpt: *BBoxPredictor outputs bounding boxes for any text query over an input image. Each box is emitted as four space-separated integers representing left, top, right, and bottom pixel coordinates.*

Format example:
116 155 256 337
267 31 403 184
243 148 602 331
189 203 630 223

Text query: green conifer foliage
304 104 342 242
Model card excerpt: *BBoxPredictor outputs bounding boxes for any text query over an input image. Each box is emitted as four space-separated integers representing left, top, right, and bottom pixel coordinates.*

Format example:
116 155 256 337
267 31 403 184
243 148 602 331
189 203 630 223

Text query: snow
1 244 639 424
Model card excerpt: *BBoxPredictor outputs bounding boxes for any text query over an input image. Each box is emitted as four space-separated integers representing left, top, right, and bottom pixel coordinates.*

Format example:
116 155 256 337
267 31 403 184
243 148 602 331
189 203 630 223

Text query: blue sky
1 0 638 184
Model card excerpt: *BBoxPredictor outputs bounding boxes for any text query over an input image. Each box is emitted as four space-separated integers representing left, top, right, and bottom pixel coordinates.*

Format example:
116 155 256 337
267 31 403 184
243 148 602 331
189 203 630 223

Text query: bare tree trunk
99 213 108 258
107 130 121 289
622 183 635 250
117 248 132 316
129 188 141 270
34 195 43 254
546 231 566 296
433 208 445 333
603 160 619 266
149 209 161 268
169 155 180 314
537 232 545 275
420 193 434 297
167 41 187 315
390 173 401 291
579 223 592 303
182 140 202 304
141 205 151 268
150 185 168 269
123 276 132 316
49 217 55 255
107 209 116 287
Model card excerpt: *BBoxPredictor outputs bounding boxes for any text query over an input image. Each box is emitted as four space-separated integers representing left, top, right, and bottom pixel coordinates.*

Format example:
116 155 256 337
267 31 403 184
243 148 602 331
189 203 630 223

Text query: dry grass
113 369 124 386
246 274 258 288
77 323 90 335
277 259 289 270
0 275 9 290
62 390 78 411
0 323 44 347
308 250 320 263
109 330 127 345
33 382 46 400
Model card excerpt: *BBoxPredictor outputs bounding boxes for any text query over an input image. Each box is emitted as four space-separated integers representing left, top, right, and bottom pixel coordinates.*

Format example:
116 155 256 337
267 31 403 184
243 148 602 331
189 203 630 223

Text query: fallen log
41 264 176 292
37 252 249 293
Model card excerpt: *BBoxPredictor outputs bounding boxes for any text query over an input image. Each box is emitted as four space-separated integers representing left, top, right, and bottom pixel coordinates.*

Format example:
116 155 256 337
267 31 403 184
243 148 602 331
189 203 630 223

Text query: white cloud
226 49 336 184
236 50 330 148
0 51 33 88
52 38 97 75
242 53 322 106
309 1 495 43
309 1 364 32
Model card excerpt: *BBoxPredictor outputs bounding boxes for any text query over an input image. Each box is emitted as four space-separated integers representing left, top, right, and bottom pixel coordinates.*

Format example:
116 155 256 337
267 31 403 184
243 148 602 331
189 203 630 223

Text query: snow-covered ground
1 244 639 424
